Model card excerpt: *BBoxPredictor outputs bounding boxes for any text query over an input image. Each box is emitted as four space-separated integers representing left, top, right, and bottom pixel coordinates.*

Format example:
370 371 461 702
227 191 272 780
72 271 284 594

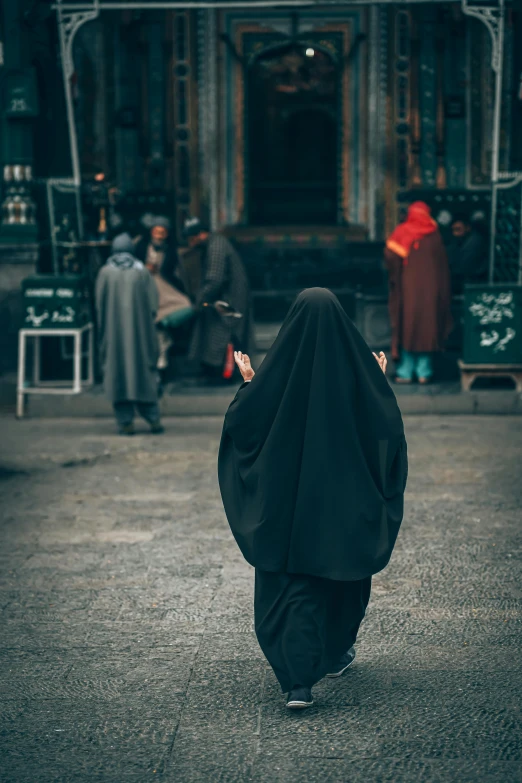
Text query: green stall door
463 284 522 365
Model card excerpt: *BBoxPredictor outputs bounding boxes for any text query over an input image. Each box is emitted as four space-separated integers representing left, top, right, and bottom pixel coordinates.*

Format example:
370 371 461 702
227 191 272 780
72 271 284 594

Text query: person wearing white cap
136 217 194 373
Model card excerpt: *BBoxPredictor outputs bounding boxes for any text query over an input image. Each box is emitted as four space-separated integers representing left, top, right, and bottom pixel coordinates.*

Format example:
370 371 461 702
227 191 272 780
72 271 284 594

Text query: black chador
218 289 408 701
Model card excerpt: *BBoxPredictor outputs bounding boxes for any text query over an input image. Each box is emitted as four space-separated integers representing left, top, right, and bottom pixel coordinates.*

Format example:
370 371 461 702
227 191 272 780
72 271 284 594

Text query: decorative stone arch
231 22 353 225
244 38 341 225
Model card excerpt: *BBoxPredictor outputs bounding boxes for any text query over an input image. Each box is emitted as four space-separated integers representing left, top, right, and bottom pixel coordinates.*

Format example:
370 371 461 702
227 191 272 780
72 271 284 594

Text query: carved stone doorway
232 26 352 227
247 43 338 225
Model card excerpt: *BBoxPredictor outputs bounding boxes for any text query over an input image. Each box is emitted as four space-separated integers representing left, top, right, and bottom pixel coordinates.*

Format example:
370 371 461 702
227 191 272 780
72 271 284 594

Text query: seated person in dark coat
447 214 488 293
181 217 253 382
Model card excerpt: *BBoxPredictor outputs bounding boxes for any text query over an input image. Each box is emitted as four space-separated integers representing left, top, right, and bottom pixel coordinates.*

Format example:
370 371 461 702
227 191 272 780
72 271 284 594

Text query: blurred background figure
182 217 253 384
136 217 178 285
385 202 453 385
95 233 163 435
447 213 488 294
136 217 194 375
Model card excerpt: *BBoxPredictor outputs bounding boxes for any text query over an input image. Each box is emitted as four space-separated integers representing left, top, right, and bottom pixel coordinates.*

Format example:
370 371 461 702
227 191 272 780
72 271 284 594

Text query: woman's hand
372 351 388 375
234 351 255 382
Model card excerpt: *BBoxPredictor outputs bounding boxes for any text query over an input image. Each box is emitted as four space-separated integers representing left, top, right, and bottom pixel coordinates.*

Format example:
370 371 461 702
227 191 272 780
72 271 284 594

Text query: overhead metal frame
53 0 477 8
56 0 100 188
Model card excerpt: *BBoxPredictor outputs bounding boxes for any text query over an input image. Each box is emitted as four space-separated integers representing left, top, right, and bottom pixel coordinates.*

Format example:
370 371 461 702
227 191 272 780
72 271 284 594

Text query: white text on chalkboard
480 327 516 352
469 292 514 325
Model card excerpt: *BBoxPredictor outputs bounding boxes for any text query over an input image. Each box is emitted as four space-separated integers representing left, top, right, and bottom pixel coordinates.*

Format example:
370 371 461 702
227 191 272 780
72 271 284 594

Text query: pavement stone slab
250 756 522 783
0 415 521 782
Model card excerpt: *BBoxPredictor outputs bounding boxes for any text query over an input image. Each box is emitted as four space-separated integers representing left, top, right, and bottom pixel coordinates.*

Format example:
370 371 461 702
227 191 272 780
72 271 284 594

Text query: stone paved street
0 414 521 783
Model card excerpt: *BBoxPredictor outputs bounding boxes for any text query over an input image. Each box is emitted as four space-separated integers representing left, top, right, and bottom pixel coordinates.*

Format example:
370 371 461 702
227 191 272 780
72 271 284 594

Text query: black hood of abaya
218 288 408 581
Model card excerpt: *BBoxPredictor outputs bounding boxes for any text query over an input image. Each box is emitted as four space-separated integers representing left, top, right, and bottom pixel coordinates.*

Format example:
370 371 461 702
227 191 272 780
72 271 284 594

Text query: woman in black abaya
218 288 408 708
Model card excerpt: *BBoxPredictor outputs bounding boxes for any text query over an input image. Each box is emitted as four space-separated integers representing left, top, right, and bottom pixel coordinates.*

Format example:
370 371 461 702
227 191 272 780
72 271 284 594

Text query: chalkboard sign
21 275 91 329
4 69 39 118
463 284 522 364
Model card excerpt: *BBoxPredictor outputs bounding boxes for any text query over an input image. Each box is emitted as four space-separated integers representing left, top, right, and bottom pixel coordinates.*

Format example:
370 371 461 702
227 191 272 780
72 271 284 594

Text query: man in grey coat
95 233 163 435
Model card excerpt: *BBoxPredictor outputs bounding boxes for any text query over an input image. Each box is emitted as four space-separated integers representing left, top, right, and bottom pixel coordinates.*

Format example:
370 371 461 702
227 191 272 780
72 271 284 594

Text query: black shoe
286 687 314 709
118 423 135 436
149 421 165 435
326 646 356 678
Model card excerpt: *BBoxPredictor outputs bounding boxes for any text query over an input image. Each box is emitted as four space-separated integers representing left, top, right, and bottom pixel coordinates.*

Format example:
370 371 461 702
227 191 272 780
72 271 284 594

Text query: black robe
188 234 253 369
447 229 488 293
218 288 408 692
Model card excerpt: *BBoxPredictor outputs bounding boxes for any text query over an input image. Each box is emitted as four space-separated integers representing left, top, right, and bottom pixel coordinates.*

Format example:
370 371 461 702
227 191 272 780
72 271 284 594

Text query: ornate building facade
0 1 520 368
60 2 519 242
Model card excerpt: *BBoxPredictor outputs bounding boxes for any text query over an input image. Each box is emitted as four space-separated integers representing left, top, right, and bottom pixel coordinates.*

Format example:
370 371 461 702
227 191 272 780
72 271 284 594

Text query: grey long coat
188 234 253 369
95 265 159 403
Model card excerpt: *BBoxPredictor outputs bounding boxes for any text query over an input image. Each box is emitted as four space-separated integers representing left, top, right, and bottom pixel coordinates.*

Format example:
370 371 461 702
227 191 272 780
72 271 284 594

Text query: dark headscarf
218 288 408 581
107 233 143 270
183 216 209 238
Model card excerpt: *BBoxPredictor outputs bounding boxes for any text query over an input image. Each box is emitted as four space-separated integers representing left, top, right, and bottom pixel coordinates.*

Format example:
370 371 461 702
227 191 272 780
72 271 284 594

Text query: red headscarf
386 201 438 259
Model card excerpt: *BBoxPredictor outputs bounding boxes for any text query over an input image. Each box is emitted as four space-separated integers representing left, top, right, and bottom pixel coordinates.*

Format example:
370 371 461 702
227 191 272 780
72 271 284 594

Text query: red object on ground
223 343 235 379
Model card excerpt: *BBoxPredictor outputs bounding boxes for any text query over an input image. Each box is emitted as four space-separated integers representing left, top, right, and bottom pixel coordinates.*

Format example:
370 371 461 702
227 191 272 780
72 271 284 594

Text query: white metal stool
17 323 94 418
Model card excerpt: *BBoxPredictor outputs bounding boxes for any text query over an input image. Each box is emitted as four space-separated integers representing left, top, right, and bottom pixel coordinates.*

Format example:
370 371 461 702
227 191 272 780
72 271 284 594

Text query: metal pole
367 5 380 241
52 0 463 9
73 330 82 393
46 180 59 273
519 183 522 284
490 9 504 187
87 324 94 386
33 335 41 386
462 0 505 283
56 0 100 188
489 4 505 283
51 1 381 9
208 9 218 231
57 5 81 188
53 1 335 7
17 331 26 418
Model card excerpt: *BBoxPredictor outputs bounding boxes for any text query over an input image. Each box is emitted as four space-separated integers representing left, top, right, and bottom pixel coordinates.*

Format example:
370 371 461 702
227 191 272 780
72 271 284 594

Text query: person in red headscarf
384 201 453 384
